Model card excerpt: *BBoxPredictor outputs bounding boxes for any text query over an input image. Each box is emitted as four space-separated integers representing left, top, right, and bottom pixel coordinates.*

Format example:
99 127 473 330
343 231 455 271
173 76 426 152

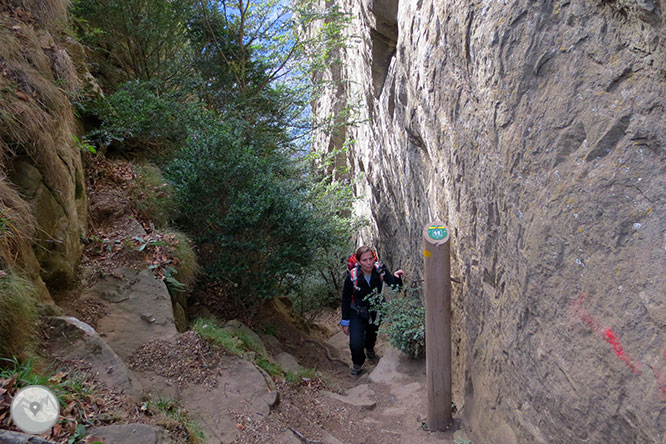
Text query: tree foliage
167 121 335 302
75 0 359 310
189 0 352 150
73 0 195 85
84 80 204 154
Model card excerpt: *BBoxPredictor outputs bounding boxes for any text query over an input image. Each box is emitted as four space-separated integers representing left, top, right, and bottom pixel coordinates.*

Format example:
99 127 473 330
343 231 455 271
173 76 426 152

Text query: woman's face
359 251 375 274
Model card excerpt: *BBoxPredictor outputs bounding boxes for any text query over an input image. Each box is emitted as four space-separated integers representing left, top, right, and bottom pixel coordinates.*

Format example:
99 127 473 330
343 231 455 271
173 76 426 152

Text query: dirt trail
231 314 468 444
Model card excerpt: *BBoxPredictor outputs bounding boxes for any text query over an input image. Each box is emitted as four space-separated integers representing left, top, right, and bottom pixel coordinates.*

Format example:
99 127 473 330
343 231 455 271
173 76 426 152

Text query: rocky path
41 250 469 443
42 267 470 443
43 267 280 443
230 320 471 444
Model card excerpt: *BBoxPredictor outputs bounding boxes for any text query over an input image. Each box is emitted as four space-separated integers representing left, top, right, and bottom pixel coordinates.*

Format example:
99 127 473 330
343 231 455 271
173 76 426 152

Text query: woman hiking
340 246 404 375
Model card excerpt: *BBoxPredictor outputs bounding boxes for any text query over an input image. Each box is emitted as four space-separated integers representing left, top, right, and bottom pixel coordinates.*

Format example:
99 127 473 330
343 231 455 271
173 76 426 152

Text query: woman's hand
342 326 350 336
394 269 404 278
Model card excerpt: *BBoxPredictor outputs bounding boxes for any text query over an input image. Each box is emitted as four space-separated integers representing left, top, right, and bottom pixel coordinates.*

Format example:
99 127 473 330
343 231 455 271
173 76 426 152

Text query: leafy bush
167 122 328 302
370 287 426 359
289 274 339 322
84 79 208 155
73 0 360 317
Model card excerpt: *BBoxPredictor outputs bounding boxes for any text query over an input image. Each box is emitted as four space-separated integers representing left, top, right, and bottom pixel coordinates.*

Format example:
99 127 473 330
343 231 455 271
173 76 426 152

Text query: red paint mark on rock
603 328 641 374
570 293 641 374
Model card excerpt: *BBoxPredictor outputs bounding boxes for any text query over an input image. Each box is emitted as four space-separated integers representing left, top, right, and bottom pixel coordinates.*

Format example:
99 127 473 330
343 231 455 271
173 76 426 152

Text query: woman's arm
383 267 404 288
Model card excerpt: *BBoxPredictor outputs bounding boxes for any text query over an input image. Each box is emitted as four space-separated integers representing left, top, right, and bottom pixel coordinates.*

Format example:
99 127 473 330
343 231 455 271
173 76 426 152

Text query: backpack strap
349 265 360 305
374 261 385 281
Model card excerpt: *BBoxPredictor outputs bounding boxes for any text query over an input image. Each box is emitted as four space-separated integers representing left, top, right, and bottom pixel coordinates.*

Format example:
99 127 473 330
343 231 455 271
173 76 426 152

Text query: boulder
369 344 424 385
275 352 304 373
91 268 178 360
0 430 54 443
323 384 377 410
43 316 143 399
224 320 267 356
260 334 283 355
177 358 278 443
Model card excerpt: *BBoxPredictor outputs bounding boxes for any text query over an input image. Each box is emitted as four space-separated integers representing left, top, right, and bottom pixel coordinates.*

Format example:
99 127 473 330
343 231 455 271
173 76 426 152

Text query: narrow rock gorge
313 0 666 442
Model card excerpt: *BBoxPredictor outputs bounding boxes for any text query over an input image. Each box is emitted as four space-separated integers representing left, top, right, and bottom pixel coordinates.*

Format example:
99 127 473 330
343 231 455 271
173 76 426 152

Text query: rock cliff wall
1 0 88 296
314 0 666 442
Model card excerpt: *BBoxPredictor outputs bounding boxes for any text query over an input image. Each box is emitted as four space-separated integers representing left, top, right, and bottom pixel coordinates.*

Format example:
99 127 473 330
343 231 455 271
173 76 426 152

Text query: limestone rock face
314 1 666 442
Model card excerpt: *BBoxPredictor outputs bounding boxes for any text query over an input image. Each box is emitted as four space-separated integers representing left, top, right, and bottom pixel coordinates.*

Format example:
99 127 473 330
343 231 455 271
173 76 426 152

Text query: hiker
341 245 404 375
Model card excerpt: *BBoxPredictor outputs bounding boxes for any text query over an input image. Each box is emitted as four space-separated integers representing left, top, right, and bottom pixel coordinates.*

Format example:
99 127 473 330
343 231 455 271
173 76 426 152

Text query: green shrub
0 273 38 359
288 147 365 320
370 287 426 359
289 273 340 322
167 122 329 302
84 80 208 155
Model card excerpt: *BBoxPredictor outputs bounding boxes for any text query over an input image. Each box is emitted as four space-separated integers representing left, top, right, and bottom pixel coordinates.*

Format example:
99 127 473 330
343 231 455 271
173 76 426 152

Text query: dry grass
0 179 50 300
166 229 200 288
0 271 38 360
0 0 69 30
25 0 70 30
0 15 77 204
130 164 176 228
0 180 36 270
0 0 87 294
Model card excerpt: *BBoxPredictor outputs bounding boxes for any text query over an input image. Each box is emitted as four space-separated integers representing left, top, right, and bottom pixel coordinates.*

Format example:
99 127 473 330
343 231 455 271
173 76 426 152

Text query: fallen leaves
0 367 135 444
127 331 224 389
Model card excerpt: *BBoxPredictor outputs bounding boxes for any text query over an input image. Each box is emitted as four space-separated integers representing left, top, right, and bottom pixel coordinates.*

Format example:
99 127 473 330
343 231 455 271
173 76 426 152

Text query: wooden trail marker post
423 221 452 430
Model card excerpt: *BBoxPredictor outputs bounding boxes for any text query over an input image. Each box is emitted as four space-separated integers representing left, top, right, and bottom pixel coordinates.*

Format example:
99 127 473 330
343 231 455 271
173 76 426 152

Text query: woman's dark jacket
341 265 402 322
